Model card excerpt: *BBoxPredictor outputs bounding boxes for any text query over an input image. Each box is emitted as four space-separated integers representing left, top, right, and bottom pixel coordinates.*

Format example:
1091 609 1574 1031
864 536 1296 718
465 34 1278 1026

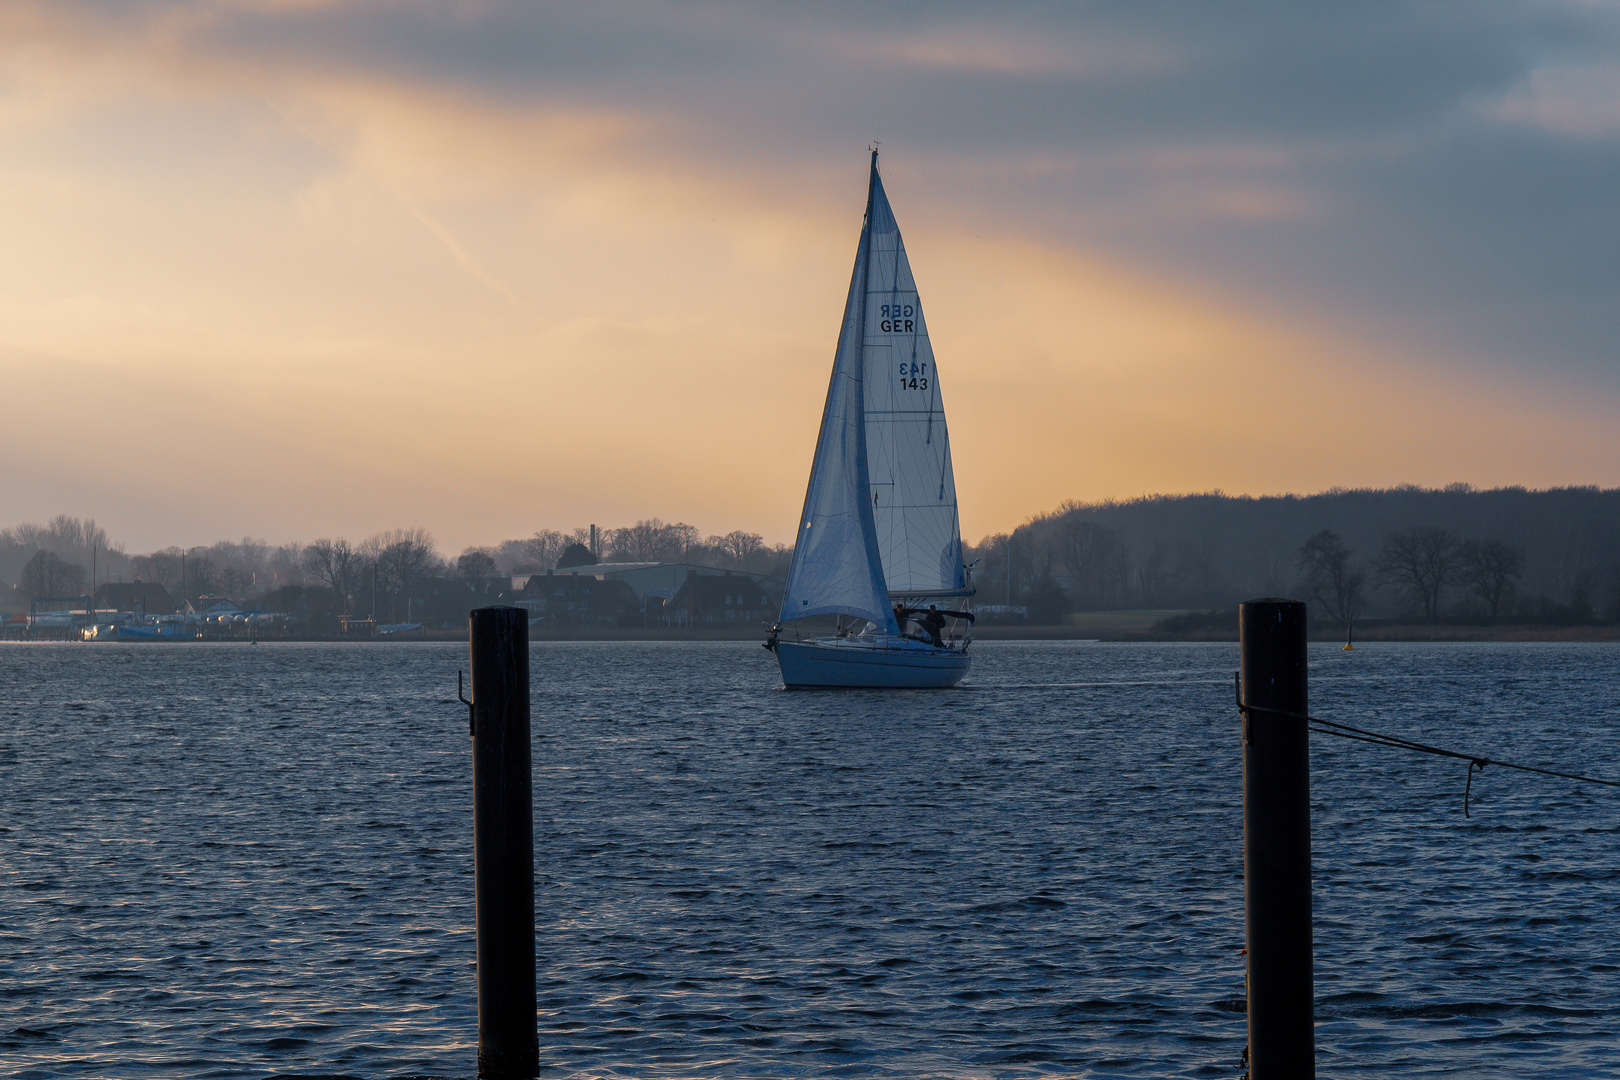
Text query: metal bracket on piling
459 669 475 736
1235 671 1251 746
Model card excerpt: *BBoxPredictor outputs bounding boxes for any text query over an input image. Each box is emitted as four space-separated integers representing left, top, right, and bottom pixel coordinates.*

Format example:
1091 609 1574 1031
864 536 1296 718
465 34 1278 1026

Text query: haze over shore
7 484 1618 631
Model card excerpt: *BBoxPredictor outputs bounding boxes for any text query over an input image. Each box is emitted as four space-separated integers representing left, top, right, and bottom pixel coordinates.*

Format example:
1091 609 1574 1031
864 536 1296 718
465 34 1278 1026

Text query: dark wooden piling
469 606 538 1078
1238 599 1315 1079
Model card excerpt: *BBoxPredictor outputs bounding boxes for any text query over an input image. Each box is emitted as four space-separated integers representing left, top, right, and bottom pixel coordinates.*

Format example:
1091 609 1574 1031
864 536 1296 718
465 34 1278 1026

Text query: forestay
862 170 967 598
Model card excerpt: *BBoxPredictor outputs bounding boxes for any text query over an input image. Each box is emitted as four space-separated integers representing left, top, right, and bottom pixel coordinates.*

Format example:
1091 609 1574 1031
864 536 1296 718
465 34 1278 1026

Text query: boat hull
774 637 970 689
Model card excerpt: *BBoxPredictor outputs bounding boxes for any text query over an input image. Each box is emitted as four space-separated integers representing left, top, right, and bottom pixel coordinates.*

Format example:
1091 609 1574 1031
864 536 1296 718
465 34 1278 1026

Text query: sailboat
766 151 974 688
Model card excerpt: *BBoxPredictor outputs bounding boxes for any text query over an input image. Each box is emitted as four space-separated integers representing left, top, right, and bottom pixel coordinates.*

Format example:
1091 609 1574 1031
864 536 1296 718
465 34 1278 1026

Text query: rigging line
1300 724 1500 816
1235 674 1620 791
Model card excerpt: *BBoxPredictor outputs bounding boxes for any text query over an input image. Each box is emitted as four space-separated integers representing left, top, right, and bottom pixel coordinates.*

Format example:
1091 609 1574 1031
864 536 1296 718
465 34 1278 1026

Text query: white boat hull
774 637 970 689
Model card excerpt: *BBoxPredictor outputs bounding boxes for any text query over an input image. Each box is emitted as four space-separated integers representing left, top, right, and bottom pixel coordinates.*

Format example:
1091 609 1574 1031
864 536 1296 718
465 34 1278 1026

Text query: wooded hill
965 485 1620 624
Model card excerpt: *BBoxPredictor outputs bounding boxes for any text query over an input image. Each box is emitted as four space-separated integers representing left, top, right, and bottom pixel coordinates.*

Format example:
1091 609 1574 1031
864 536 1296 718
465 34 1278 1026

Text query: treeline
0 516 790 624
0 517 142 604
964 485 1620 624
9 485 1618 627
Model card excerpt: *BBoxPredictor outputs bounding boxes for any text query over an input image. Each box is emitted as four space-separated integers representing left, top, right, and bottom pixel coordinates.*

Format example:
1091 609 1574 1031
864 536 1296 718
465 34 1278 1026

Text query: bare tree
267 543 305 587
216 565 251 596
1374 526 1460 620
1252 533 1293 597
524 530 568 571
183 548 217 596
130 547 184 588
19 550 86 600
457 548 498 579
1180 529 1222 596
2 516 124 584
1137 536 1170 604
762 542 794 578
1051 519 1118 598
1108 537 1133 602
608 520 662 562
608 519 698 563
208 537 262 570
489 539 530 573
37 515 114 565
369 527 440 619
1604 565 1620 623
1008 528 1035 604
1549 538 1586 607
1459 539 1523 619
1296 529 1364 625
713 530 764 567
301 538 362 612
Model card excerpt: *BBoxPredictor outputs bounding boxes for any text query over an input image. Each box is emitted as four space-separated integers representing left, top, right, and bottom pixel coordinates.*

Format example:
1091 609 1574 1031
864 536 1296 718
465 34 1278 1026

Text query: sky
1 1 1617 554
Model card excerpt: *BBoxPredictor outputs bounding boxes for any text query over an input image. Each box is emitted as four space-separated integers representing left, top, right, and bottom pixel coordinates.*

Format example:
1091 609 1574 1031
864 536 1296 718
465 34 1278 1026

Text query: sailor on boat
894 603 974 647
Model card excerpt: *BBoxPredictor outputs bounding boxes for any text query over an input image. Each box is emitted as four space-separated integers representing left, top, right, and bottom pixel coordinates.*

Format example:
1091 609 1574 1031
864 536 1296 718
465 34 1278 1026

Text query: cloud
1490 61 1620 136
120 0 1615 380
0 1 1617 551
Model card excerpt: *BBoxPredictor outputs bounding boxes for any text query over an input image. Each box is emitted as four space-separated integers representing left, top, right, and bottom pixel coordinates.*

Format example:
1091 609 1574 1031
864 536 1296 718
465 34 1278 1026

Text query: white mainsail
862 170 967 598
779 151 966 631
778 157 899 633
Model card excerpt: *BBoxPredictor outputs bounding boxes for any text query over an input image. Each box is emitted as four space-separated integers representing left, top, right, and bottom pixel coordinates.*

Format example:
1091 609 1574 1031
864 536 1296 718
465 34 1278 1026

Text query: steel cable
1234 672 1620 816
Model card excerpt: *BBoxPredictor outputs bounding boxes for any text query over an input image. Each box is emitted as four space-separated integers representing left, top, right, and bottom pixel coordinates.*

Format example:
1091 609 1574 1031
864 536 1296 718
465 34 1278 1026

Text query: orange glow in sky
2 4 1616 553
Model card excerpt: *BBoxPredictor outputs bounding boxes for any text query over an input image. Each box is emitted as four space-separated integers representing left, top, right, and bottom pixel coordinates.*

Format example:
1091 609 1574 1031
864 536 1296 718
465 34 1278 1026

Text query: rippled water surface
3 640 1619 1077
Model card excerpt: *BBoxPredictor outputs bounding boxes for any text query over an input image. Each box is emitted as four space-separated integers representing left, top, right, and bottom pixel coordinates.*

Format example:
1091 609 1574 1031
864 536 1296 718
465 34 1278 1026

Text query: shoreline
1110 624 1620 643
15 623 1620 644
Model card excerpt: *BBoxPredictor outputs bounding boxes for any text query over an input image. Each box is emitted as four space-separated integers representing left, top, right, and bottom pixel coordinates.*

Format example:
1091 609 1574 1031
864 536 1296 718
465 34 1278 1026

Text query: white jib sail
862 168 968 598
778 155 899 633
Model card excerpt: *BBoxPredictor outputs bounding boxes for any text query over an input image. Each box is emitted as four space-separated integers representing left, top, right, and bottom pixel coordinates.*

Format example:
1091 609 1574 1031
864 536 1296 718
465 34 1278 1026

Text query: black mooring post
1239 598 1314 1079
469 606 538 1079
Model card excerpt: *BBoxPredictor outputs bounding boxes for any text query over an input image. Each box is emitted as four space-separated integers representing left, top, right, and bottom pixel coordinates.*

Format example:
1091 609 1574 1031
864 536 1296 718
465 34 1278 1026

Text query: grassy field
1064 609 1196 635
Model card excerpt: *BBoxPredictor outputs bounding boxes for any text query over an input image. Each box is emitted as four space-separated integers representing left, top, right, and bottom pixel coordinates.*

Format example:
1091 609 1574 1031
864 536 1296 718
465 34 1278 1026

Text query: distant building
517 571 637 626
186 596 240 617
462 575 522 605
519 562 779 612
95 581 178 615
339 616 376 637
663 571 778 628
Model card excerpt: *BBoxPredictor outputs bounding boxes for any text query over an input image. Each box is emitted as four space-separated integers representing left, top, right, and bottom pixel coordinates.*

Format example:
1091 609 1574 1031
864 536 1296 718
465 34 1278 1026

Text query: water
2 640 1618 1078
